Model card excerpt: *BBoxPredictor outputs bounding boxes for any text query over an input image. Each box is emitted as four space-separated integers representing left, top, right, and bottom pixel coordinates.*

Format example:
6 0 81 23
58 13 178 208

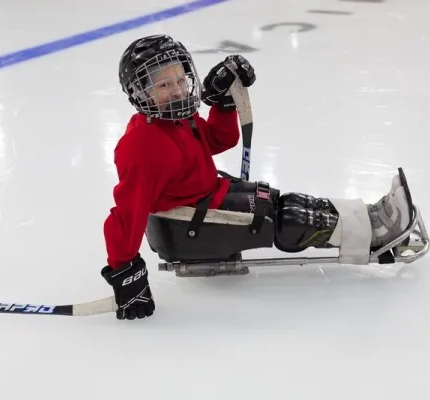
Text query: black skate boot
274 194 340 253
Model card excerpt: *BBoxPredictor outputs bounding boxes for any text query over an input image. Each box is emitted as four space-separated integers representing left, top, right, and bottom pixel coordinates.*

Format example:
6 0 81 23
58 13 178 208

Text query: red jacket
103 106 240 268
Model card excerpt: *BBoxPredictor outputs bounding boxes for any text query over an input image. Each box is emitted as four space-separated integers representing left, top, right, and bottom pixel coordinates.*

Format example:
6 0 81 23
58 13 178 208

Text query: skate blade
175 267 250 277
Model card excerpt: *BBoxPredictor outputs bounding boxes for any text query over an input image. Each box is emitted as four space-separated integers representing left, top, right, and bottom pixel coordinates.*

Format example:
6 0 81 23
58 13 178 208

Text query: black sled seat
146 206 274 262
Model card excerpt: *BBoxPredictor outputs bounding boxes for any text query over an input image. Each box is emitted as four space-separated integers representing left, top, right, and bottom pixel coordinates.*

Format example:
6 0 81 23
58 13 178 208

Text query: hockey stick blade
0 296 116 317
224 61 253 181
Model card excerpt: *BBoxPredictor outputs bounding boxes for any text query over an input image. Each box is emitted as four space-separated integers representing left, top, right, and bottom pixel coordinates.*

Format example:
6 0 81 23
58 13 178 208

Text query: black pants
219 181 280 216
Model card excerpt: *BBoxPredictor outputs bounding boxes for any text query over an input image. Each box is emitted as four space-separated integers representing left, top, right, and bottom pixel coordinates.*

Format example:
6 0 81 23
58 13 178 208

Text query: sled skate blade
159 260 250 277
175 266 250 277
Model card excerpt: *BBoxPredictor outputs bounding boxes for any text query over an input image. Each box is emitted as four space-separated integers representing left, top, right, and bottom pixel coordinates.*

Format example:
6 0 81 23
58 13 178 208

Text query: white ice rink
1 0 429 399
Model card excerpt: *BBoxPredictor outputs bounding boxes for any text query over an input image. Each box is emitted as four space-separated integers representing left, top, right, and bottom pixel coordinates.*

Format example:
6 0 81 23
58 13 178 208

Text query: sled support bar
369 205 428 262
158 205 428 277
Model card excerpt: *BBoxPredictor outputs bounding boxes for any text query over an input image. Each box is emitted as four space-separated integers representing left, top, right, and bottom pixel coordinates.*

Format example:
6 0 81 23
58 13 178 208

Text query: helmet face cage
128 48 201 120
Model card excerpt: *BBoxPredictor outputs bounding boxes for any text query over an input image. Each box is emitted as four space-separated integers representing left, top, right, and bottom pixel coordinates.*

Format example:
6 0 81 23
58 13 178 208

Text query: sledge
148 201 428 277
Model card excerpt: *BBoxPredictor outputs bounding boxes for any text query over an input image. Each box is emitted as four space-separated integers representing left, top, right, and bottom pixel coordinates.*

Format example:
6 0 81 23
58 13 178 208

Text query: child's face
148 63 189 110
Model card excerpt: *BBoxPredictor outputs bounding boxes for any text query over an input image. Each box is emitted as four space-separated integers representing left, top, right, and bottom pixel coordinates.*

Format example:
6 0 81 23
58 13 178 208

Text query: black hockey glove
202 55 256 111
101 253 155 320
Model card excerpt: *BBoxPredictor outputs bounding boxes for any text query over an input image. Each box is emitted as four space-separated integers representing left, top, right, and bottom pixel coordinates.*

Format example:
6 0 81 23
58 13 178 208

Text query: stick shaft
225 62 253 181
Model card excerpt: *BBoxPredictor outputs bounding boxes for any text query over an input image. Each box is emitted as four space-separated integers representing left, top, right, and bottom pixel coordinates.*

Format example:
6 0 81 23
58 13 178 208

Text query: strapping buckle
256 181 271 202
250 181 273 234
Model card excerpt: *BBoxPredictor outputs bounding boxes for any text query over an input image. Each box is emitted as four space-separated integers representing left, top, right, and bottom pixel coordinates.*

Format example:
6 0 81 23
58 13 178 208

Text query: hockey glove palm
202 55 256 111
101 253 155 320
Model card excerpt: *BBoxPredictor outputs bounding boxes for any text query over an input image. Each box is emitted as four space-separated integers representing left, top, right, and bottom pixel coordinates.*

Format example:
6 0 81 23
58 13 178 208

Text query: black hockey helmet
118 34 201 120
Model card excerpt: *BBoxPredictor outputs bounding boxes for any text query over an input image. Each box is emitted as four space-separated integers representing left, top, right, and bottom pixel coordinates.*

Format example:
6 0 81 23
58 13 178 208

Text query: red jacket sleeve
195 105 240 155
103 131 170 269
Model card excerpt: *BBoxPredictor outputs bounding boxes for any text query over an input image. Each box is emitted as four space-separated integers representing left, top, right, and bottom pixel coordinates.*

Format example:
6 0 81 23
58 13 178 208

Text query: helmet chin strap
135 93 199 120
160 96 199 120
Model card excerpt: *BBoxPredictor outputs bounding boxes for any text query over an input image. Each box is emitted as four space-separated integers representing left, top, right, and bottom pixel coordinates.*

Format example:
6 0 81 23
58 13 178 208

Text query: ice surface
0 0 429 399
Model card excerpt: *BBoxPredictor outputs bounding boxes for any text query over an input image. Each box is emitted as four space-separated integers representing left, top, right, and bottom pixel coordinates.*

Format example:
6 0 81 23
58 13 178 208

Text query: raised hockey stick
0 296 116 317
225 60 253 181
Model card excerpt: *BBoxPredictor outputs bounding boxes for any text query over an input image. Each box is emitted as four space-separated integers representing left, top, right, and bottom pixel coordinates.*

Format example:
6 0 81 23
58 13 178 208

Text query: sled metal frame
158 205 429 277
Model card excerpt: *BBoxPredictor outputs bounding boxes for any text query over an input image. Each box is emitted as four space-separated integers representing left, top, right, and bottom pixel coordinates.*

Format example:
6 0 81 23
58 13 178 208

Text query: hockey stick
225 61 253 181
0 296 116 316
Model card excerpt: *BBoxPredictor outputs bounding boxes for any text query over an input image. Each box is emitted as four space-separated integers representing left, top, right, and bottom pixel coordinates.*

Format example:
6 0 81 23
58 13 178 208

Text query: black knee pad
274 193 339 252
